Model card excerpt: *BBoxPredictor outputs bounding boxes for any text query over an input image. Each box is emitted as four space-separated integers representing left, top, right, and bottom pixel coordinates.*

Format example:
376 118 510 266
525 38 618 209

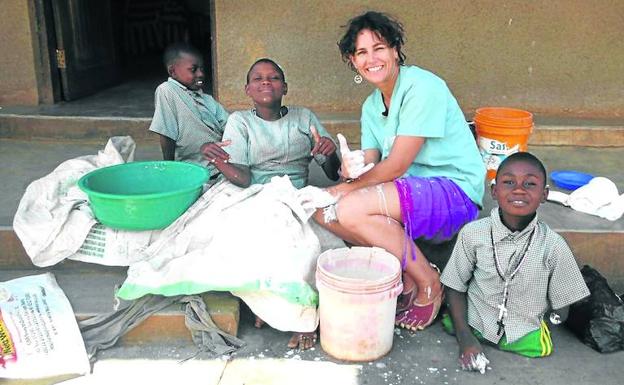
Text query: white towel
547 177 623 221
595 193 624 221
568 177 619 215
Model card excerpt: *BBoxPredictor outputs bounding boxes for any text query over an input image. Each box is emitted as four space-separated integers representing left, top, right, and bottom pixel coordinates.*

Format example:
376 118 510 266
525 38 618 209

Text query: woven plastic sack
0 273 90 379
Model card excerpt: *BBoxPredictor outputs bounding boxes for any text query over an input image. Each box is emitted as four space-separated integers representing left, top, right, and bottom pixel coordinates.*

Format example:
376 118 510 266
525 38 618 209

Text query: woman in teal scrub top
316 11 485 331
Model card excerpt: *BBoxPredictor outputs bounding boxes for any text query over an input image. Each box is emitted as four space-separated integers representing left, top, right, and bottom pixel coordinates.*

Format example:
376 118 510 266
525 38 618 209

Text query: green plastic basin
78 161 209 230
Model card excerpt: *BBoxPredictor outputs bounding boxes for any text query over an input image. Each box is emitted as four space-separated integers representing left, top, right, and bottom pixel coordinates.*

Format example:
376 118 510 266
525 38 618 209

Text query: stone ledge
3 225 622 291
2 113 624 146
0 269 241 344
530 125 624 147
116 292 240 343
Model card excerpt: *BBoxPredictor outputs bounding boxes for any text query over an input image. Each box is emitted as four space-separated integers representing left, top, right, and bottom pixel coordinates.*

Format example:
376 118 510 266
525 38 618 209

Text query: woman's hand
337 133 374 179
325 185 344 200
325 182 357 200
201 140 232 164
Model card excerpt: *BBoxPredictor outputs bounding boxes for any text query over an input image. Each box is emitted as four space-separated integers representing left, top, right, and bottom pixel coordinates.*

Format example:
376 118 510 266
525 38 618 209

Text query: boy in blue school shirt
441 152 589 373
149 43 228 177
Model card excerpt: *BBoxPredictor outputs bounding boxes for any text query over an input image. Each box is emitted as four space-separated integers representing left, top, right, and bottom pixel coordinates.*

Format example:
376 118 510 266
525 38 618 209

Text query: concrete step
0 114 154 143
3 204 623 292
0 267 240 344
1 110 624 147
2 138 623 289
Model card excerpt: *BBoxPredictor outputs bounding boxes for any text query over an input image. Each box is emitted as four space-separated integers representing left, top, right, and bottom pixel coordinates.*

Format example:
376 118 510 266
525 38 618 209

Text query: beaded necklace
491 226 536 336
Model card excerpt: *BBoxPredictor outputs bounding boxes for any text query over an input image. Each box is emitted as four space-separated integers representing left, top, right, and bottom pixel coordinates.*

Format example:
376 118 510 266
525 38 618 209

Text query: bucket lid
550 170 594 190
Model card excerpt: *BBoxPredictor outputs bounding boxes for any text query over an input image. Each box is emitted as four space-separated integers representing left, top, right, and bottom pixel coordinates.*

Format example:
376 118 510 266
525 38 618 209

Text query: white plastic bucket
316 247 403 361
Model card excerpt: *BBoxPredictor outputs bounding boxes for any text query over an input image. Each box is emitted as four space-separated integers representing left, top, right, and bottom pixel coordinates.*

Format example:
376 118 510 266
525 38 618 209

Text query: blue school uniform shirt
360 65 485 206
223 107 333 189
149 78 229 175
441 208 590 344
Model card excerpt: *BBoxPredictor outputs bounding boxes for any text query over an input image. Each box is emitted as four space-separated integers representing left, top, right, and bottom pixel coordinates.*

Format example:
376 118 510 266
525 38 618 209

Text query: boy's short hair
497 152 547 186
163 42 202 69
246 58 286 84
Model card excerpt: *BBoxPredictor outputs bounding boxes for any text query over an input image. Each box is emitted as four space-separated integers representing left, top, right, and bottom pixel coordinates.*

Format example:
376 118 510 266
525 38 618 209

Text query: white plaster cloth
547 177 624 221
12 136 155 267
14 137 344 333
117 176 343 332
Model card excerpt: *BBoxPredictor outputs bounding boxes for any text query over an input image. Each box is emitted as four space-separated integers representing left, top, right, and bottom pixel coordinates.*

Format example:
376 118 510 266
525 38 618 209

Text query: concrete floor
1 77 160 118
1 263 622 385
59 304 624 385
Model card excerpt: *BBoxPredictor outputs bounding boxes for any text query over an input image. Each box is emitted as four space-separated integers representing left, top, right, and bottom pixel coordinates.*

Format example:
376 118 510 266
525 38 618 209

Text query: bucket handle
389 283 404 299
467 120 477 141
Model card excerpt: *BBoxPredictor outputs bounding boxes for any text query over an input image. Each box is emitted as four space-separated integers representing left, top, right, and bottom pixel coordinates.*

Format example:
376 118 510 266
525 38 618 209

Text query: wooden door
51 0 120 101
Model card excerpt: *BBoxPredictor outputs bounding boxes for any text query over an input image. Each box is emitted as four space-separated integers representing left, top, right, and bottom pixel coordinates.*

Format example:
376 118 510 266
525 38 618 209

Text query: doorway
46 0 214 108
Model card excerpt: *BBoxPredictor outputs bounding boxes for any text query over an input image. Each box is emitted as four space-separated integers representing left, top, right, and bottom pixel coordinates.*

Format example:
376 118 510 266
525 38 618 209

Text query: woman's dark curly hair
337 11 406 71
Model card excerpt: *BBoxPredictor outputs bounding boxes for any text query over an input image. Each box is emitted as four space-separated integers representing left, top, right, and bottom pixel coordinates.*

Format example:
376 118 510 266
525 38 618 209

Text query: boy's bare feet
287 331 317 350
255 315 316 350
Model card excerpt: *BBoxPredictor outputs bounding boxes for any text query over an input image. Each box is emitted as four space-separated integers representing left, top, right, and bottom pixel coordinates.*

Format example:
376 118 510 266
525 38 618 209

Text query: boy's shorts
394 176 479 244
441 313 553 358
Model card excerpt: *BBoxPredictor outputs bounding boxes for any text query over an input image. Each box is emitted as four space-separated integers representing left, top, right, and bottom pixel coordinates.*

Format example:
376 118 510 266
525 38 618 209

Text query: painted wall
213 0 624 117
0 0 39 105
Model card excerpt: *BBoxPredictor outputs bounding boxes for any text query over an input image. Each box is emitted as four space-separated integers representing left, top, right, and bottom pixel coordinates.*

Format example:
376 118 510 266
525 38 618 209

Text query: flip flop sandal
396 285 417 313
395 289 445 331
396 262 441 313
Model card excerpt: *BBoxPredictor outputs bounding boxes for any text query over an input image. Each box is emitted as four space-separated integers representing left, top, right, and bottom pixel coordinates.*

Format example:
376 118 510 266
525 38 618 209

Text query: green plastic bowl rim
77 161 209 200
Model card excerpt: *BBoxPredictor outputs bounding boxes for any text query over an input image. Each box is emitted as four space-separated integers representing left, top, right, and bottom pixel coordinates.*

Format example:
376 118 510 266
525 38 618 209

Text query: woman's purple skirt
395 176 478 247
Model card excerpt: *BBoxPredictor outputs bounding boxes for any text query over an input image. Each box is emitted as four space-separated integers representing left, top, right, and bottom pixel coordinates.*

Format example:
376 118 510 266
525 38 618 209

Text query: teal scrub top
360 65 485 206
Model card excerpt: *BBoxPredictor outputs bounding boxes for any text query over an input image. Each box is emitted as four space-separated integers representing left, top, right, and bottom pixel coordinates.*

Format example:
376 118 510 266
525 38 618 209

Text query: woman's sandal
396 285 417 313
395 263 444 331
395 289 444 331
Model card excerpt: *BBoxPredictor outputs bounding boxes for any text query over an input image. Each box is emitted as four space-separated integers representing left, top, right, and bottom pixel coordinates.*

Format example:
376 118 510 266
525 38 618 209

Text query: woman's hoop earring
353 74 363 84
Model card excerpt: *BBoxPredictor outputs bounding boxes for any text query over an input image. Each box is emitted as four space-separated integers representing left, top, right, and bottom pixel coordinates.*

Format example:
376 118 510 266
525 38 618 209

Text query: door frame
209 0 218 98
30 0 62 104
30 0 220 104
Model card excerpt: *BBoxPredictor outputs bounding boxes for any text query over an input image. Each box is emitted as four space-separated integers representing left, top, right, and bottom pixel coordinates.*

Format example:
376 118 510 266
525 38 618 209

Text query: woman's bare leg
315 183 441 304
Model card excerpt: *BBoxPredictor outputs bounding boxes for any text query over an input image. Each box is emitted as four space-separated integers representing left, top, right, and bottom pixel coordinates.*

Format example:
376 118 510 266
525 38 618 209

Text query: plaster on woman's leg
312 207 360 245
314 183 442 304
334 183 442 304
402 240 441 302
375 184 393 225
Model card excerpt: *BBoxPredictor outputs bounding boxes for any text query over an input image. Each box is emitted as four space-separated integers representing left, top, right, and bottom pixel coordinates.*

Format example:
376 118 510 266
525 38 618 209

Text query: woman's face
350 29 399 89
245 62 287 107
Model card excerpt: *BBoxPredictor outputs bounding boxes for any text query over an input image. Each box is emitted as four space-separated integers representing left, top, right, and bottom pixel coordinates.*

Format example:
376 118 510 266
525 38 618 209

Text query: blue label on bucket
478 136 520 171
